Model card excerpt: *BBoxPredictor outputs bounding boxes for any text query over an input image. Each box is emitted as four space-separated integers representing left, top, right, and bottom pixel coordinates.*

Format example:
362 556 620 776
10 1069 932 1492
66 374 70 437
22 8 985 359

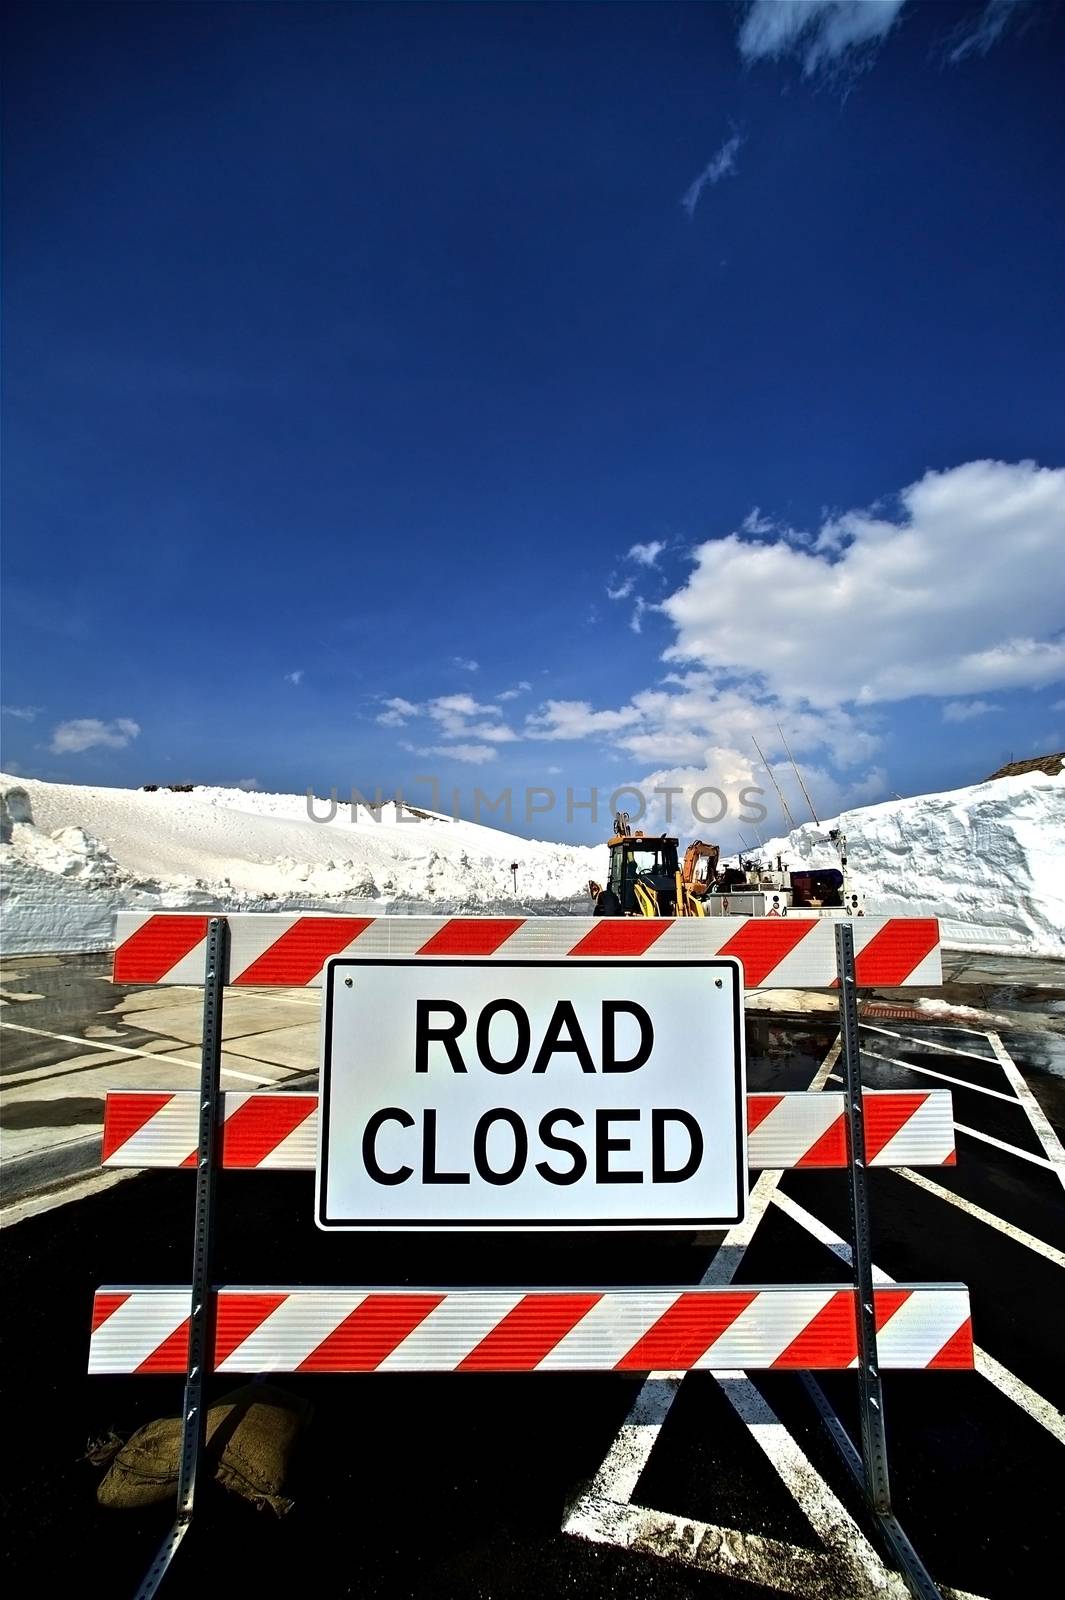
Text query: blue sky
3 0 1064 844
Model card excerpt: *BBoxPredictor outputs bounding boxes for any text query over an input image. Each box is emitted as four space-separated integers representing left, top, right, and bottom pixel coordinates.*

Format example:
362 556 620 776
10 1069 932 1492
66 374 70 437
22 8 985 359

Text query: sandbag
94 1383 312 1514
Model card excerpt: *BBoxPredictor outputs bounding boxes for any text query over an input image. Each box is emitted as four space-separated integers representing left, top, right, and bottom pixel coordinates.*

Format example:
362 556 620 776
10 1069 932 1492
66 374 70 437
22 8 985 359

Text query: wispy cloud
50 716 140 754
942 698 999 722
284 669 304 686
736 1 907 75
681 134 743 219
946 0 1031 64
627 539 667 568
735 0 1029 78
496 681 532 702
1 704 41 722
452 656 480 673
376 696 420 727
606 579 634 601
236 777 261 791
403 741 497 766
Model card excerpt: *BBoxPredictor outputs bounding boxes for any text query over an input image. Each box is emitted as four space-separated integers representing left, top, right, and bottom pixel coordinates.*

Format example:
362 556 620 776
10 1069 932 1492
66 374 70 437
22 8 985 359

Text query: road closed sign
316 957 745 1231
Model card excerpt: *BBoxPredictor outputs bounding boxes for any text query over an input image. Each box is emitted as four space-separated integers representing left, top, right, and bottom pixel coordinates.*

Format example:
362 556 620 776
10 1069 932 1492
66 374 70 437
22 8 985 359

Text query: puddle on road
0 1096 102 1130
744 1018 836 1093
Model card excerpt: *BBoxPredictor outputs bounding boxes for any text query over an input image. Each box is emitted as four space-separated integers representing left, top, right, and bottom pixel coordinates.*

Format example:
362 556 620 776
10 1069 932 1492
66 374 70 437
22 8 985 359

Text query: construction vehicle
588 813 863 920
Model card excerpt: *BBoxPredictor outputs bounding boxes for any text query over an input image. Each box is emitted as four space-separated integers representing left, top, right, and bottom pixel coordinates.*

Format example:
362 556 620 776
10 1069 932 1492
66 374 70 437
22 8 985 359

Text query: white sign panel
316 957 745 1231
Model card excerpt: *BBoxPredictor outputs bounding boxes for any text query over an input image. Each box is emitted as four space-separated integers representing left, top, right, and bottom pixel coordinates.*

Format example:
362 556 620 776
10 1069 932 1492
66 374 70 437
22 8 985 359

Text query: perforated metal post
135 916 229 1600
836 919 891 1512
813 921 943 1600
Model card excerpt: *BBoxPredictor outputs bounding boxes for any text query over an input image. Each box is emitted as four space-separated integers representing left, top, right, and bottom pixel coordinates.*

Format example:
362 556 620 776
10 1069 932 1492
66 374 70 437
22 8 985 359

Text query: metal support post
836 920 891 1513
807 921 942 1600
135 916 229 1600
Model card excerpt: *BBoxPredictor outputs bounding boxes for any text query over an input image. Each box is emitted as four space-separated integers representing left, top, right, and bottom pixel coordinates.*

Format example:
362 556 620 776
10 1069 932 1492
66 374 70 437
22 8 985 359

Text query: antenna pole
752 735 798 832
776 723 821 826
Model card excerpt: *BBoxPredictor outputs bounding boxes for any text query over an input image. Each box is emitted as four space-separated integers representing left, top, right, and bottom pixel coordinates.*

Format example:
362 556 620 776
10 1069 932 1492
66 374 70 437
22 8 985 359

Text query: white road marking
954 1121 1063 1173
973 1348 1065 1446
860 1047 1019 1102
986 1032 1065 1191
566 1492 988 1600
860 1023 1001 1063
0 1020 278 1087
772 1186 1065 1447
569 1036 929 1600
893 1167 1065 1269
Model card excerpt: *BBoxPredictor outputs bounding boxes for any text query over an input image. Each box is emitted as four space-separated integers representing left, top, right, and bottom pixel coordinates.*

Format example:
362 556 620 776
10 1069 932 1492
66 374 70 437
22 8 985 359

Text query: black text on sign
316 958 745 1231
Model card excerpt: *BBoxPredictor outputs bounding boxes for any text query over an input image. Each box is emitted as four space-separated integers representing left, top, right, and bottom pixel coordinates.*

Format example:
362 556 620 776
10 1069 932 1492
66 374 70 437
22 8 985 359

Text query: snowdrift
0 777 602 954
745 770 1065 961
1 770 1062 959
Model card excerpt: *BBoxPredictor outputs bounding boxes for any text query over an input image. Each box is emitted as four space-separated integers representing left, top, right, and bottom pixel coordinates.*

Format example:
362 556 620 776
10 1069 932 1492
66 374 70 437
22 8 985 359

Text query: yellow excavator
587 812 721 917
588 811 855 919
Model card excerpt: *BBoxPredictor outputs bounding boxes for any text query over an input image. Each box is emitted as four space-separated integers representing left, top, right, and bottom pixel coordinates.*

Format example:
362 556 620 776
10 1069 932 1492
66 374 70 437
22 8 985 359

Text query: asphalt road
1 953 1063 1599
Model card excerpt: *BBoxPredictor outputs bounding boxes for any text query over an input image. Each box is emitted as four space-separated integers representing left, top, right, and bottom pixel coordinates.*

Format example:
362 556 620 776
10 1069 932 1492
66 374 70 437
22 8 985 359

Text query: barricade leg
135 916 229 1600
801 923 943 1600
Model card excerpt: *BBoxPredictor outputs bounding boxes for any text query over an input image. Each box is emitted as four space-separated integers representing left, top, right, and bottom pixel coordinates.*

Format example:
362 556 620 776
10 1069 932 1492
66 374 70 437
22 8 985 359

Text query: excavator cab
588 813 681 916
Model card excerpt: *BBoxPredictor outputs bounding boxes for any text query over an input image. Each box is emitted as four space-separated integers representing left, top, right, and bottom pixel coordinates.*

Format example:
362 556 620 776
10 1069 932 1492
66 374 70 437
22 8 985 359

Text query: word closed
317 957 745 1232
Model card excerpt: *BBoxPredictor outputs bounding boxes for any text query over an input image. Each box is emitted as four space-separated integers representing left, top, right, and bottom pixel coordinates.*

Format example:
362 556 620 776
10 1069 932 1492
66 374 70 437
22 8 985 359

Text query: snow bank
744 770 1065 960
0 776 602 954
2 769 1062 960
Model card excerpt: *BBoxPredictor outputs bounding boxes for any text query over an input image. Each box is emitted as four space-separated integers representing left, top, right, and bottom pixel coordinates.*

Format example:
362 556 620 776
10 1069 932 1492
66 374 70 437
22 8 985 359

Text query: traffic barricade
91 912 969 1600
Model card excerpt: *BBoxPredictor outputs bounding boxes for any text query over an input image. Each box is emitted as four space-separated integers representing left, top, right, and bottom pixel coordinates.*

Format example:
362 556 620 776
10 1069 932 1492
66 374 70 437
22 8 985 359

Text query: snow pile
745 770 1065 960
0 776 603 954
2 769 1063 959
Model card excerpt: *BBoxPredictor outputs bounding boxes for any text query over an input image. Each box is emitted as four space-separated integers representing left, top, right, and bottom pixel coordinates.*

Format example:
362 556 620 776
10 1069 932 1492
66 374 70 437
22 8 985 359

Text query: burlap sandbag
94 1383 312 1514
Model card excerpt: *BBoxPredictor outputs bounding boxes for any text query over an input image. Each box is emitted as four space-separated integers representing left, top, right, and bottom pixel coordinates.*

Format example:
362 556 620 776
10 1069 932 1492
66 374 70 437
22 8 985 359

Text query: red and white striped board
88 1284 973 1374
101 1088 957 1171
112 913 942 990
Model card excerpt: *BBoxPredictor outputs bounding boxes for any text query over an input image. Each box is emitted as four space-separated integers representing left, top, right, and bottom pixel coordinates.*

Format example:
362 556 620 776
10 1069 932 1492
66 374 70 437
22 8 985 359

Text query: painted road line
579 1039 843 1503
972 1348 1065 1447
0 1021 279 1088
859 1047 1019 1102
772 1192 893 1284
567 1494 876 1599
987 1032 1065 1190
860 1023 1001 1064
894 1168 1065 1268
954 1122 1063 1172
566 1492 988 1600
773 1186 1065 1446
715 1370 896 1583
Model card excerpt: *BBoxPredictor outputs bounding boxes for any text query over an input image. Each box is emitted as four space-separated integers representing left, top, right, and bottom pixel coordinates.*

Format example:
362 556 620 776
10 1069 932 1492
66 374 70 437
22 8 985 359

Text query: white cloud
946 0 1030 64
236 777 262 790
627 539 666 568
607 579 634 601
413 742 497 766
681 133 744 219
737 0 907 75
376 696 420 727
284 669 304 686
380 693 518 746
496 681 532 701
452 656 480 673
1 704 40 722
525 700 643 741
630 598 648 635
50 717 140 754
662 460 1065 707
1051 699 1065 713
742 508 774 535
942 699 999 723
